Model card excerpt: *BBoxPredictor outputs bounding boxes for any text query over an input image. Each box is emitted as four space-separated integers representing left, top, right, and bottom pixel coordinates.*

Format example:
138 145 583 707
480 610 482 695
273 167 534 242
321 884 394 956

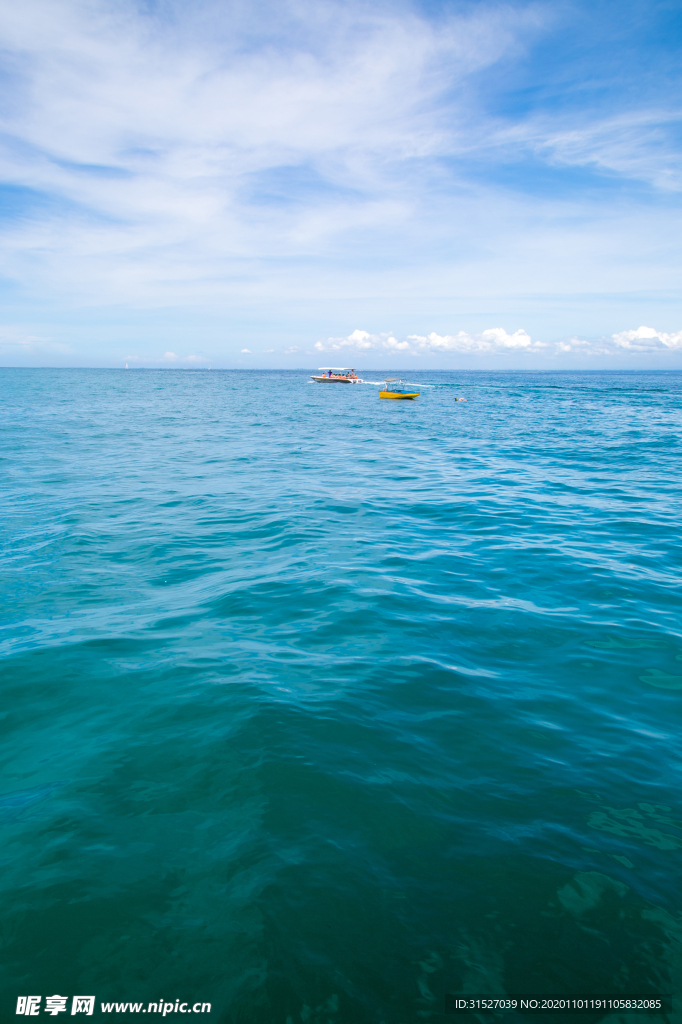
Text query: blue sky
0 0 681 367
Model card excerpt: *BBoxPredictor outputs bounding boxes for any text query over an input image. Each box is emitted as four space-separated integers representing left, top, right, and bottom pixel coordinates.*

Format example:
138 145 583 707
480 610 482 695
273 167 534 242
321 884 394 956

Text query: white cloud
122 351 208 365
314 325 682 359
0 0 681 367
515 110 682 192
0 325 70 354
412 328 536 352
0 0 555 313
0 326 49 346
316 330 409 352
611 325 682 351
316 327 538 354
241 348 251 353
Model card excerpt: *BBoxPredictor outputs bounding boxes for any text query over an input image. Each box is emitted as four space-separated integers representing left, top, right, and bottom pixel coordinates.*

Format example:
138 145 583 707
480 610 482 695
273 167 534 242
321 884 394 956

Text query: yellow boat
379 378 420 400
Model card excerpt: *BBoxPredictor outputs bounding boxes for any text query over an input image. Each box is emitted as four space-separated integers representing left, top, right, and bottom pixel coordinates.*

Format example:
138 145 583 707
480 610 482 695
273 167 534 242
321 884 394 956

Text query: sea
1 367 681 1023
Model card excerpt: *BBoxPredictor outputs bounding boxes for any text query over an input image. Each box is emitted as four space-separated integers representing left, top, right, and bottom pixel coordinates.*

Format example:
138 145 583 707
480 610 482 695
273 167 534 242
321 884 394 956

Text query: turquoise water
1 368 681 1022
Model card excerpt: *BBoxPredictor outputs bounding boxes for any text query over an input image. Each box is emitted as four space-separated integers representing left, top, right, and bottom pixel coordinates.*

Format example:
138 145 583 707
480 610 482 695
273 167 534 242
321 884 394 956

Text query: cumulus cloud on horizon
314 326 682 357
315 327 539 354
611 326 682 351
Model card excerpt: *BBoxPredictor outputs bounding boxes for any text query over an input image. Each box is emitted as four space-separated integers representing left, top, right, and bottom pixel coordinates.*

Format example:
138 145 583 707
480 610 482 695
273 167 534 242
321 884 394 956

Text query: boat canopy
317 367 356 372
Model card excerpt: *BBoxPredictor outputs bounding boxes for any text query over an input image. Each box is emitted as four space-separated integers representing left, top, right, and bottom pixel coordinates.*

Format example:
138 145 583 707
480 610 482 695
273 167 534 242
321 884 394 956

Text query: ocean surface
1 367 681 1023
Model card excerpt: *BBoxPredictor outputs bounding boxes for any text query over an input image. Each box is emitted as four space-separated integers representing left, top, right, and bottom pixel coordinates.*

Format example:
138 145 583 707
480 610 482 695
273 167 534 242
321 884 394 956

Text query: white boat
311 367 363 383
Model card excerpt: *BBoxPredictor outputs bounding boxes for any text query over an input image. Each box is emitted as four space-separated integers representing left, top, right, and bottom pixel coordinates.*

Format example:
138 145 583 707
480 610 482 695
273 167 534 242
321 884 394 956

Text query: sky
0 0 681 368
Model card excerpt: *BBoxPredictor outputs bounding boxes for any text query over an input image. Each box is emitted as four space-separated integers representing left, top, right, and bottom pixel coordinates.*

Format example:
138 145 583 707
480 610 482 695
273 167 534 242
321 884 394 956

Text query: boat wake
361 380 435 387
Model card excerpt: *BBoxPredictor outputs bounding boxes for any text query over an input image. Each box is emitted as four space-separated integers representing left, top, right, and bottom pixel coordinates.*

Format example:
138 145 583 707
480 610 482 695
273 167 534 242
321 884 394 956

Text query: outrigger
311 367 363 383
379 379 420 400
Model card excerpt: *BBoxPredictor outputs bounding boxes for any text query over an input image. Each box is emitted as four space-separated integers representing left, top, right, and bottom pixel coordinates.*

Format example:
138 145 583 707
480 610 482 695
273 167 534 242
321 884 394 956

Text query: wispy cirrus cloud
0 0 543 305
0 0 682 365
0 325 70 355
489 109 682 193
